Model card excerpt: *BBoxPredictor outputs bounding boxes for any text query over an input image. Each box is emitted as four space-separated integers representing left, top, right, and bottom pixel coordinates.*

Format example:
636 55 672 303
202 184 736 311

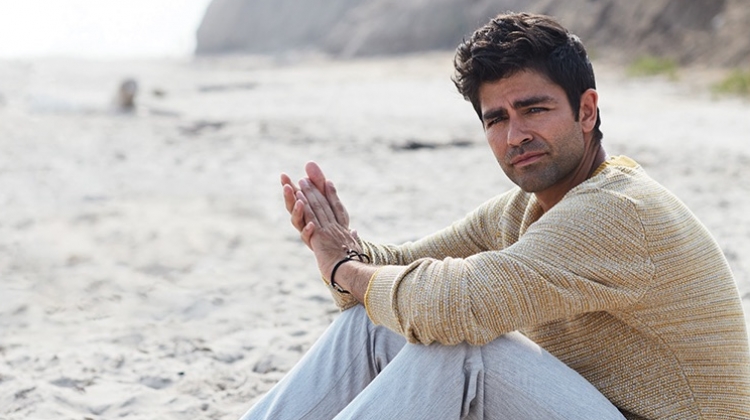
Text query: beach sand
1 52 748 419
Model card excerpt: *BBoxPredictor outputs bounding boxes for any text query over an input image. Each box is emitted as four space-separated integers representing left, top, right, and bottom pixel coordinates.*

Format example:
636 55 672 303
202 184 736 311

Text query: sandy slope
0 53 748 419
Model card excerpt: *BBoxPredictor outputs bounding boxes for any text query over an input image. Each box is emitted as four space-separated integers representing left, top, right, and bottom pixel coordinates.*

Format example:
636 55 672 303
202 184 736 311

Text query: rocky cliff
196 0 750 67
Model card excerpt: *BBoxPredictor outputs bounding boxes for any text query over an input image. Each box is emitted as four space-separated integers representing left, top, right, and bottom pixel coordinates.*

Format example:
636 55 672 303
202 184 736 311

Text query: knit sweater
350 156 750 419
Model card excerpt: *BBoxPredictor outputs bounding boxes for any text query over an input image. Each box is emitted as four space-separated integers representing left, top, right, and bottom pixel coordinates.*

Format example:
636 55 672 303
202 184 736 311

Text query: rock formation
195 0 750 67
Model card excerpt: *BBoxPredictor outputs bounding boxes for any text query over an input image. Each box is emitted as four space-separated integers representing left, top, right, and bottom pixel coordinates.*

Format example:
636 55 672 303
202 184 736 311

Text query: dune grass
627 56 679 80
712 69 750 97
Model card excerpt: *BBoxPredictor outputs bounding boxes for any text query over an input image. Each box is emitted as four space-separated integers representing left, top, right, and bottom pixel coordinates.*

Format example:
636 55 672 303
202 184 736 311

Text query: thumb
301 222 315 249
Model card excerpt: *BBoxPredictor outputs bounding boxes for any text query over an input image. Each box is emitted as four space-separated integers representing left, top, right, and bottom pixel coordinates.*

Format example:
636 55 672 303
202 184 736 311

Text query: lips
510 151 546 167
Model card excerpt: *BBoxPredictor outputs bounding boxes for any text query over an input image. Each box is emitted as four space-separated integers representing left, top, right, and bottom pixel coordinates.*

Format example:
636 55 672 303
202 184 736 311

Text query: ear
578 88 598 135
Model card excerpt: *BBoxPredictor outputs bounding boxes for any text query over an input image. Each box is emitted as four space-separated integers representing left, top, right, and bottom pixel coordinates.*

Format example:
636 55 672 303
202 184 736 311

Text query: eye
485 116 506 129
527 107 547 114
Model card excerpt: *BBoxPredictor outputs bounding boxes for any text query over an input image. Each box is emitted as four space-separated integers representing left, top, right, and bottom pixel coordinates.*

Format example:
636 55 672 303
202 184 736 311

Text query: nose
506 117 532 147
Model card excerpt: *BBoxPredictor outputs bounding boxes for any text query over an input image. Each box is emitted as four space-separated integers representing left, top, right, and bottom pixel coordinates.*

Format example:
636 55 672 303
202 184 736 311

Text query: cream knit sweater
344 156 750 419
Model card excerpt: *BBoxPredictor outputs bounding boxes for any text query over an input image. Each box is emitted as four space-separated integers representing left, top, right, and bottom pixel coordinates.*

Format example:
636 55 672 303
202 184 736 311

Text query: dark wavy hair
453 12 602 142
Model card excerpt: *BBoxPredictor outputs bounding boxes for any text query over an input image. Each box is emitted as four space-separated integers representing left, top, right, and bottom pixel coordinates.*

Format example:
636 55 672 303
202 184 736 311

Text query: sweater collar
592 155 638 177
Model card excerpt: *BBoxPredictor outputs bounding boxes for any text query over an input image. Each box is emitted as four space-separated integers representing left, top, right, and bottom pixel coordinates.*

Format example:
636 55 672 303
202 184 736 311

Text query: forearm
357 226 489 267
357 194 512 267
363 194 652 345
364 254 643 346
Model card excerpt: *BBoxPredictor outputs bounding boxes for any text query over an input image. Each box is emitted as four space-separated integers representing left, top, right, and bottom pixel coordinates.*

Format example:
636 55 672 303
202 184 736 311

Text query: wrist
328 250 370 294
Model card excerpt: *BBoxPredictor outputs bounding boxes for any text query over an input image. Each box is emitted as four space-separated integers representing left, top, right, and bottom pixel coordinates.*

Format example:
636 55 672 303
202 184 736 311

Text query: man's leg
333 332 625 420
239 305 406 420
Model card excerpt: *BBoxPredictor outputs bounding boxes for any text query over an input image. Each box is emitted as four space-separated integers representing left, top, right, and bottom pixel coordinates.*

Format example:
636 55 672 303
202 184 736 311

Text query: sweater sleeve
364 188 655 345
326 194 513 311
357 191 517 266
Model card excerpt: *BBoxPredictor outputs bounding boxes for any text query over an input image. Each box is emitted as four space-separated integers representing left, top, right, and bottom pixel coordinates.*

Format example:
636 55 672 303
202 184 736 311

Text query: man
241 12 750 419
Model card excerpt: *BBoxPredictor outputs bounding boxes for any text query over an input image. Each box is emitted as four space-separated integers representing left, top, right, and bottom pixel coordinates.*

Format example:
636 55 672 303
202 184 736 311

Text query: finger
283 184 298 214
296 189 319 228
291 199 306 232
325 180 350 227
301 221 314 249
280 172 294 188
300 178 333 225
305 161 327 193
294 186 312 222
300 178 337 226
281 173 298 213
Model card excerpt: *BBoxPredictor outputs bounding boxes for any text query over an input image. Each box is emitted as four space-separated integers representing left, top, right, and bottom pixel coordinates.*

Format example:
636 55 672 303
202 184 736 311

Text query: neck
535 143 607 212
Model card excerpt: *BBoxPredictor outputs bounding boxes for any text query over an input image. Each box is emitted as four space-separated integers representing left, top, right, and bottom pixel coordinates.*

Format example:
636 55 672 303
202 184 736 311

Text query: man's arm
288 162 510 310
361 191 653 345
325 260 378 303
281 162 362 309
296 177 375 303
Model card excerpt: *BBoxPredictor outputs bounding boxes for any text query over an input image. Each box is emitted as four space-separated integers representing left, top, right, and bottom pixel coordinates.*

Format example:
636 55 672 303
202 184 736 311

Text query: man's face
479 70 587 193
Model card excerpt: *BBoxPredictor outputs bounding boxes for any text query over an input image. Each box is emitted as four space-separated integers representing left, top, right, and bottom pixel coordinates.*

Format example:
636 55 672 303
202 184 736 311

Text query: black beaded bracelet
330 250 371 294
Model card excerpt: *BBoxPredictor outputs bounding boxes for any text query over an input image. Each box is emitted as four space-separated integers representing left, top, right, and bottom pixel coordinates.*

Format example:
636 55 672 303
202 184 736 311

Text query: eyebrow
514 94 557 109
481 94 558 122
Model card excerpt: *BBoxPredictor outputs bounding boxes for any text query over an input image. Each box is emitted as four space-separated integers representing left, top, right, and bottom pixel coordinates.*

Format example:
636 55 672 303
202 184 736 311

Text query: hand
297 177 360 281
281 162 352 248
283 163 369 305
282 162 324 232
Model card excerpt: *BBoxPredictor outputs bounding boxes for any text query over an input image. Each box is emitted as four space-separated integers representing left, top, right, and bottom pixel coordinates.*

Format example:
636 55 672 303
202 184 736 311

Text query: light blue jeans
240 305 625 419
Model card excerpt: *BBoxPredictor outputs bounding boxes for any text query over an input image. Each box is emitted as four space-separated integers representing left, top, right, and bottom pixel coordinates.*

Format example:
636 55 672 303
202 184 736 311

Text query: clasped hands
281 162 371 302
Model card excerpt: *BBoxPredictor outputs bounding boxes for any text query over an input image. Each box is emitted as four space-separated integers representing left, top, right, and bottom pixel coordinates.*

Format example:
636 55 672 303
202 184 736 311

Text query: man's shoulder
550 156 675 227
590 155 648 186
595 155 640 174
560 156 703 236
571 155 663 203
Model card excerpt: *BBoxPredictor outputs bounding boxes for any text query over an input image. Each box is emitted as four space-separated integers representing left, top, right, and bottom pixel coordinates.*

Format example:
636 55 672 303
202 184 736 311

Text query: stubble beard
501 134 585 193
506 160 573 192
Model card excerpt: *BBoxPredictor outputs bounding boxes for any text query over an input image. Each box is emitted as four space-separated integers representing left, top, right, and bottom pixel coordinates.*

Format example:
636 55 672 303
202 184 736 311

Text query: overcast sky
0 0 213 59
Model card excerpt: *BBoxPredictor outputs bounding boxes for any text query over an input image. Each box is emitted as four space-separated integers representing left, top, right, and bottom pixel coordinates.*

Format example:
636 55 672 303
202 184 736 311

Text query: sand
0 52 748 419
